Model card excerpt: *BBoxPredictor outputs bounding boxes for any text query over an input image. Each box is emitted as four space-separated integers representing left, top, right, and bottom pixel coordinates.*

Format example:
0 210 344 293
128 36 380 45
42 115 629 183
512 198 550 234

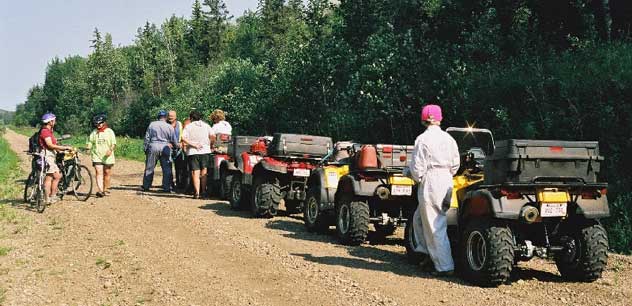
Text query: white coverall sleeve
449 138 460 176
408 137 427 183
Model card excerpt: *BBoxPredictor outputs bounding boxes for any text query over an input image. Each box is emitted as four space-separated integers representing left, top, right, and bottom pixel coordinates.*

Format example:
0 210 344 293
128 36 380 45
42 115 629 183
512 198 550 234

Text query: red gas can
358 145 378 169
250 138 268 155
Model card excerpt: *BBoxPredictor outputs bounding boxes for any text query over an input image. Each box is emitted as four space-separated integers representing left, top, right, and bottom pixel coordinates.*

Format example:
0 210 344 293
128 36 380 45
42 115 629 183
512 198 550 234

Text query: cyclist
87 114 116 198
39 113 72 204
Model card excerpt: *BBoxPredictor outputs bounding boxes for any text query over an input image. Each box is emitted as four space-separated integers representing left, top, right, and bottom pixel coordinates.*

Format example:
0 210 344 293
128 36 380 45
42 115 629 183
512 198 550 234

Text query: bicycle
24 147 93 213
23 151 47 213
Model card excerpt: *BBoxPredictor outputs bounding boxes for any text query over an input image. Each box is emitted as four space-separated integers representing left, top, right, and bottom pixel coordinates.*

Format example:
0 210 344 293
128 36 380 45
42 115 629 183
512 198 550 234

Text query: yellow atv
404 127 492 263
406 127 610 287
332 143 417 245
303 142 353 232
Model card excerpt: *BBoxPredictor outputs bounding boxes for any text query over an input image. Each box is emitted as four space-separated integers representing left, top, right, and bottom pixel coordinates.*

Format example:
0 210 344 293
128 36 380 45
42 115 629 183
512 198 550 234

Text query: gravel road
1 128 630 306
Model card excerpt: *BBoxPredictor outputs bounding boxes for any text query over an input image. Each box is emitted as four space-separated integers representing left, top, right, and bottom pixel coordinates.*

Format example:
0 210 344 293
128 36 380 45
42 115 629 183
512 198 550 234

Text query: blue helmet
157 110 167 119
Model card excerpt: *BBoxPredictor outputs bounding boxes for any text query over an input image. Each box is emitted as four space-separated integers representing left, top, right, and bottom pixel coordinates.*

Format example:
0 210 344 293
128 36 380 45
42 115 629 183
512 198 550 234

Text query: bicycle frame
25 151 47 212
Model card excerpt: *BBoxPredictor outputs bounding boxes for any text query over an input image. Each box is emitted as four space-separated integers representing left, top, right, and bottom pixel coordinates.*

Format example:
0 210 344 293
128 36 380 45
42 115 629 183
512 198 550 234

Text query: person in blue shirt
142 110 179 192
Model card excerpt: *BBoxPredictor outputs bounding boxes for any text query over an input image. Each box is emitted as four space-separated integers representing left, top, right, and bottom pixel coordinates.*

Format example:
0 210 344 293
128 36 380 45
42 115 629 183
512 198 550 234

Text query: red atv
208 135 263 200
241 133 334 218
225 136 271 210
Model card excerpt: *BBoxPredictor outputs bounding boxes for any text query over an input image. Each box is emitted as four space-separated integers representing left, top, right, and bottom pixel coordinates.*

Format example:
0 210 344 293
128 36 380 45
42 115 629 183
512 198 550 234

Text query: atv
406 127 610 287
224 136 271 210
247 133 333 218
303 141 354 232
332 143 417 245
208 135 260 200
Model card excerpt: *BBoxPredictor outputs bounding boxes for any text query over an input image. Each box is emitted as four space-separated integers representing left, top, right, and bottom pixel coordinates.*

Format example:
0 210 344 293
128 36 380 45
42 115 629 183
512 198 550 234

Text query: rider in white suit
406 104 460 275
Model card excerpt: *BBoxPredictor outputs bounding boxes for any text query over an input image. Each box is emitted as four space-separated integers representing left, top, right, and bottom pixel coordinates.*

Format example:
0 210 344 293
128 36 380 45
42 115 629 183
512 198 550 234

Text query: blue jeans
143 144 172 191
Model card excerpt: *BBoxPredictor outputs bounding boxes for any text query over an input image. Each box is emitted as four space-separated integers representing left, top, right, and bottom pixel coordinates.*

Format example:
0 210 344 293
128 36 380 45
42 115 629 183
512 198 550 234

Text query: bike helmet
41 112 56 123
92 114 107 127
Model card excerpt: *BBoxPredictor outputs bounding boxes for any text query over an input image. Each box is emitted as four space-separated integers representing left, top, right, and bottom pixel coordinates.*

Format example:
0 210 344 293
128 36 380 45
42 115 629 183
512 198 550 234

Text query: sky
0 0 258 111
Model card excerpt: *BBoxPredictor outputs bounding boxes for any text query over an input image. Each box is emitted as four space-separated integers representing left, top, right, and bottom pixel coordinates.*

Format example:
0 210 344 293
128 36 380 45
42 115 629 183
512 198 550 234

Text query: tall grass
0 128 22 204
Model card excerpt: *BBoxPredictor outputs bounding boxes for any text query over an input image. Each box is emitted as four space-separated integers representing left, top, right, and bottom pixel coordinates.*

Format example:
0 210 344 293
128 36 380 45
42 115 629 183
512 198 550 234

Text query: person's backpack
28 130 42 153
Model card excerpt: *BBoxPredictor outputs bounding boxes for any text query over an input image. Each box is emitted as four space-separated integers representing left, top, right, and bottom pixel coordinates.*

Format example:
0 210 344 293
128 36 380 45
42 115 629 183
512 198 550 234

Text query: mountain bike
24 148 93 213
23 151 47 213
56 148 93 201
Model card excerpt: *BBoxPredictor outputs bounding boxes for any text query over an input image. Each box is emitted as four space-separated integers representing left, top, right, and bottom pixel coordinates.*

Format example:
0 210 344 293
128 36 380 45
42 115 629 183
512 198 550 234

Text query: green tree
202 0 231 63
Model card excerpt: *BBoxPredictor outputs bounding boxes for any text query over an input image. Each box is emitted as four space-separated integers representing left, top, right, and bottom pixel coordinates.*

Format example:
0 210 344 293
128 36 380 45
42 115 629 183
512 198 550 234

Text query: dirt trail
1 128 631 306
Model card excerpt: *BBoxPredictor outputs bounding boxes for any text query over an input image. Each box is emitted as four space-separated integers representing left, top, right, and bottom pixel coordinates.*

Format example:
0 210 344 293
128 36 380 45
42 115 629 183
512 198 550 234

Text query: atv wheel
459 219 514 287
555 222 608 282
336 199 369 245
304 191 329 233
219 170 233 200
251 177 281 218
229 175 243 210
404 213 428 265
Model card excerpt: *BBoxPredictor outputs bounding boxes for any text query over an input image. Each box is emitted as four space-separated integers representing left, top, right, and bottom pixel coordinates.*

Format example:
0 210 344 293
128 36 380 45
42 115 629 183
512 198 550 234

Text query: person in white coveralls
405 104 460 276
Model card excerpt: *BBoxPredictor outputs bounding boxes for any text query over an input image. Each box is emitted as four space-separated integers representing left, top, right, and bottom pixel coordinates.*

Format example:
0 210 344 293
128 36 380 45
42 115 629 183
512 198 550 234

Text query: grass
0 129 22 205
96 257 111 269
9 124 145 162
0 127 29 237
0 246 11 256
7 125 36 137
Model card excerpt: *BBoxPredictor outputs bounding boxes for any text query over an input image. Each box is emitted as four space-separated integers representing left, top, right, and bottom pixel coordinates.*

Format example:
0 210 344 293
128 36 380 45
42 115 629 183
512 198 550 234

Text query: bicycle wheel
35 175 46 213
72 165 93 201
23 172 35 204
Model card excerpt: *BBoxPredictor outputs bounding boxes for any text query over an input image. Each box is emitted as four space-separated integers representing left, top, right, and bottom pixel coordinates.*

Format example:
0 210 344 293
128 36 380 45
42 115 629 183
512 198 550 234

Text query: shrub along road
1 128 631 306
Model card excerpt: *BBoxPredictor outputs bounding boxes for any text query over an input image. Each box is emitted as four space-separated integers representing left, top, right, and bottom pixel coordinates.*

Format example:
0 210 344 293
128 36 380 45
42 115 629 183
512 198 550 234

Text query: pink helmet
421 104 442 122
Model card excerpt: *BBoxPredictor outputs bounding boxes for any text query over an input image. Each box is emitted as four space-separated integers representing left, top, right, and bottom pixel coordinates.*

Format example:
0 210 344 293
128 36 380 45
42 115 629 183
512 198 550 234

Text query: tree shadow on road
1 198 43 213
510 265 564 283
265 218 405 246
198 202 252 218
265 219 445 280
267 219 565 285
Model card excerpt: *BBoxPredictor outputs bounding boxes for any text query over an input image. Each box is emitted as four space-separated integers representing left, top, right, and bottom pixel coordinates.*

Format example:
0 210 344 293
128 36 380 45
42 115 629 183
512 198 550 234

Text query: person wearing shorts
39 113 72 204
181 110 213 199
87 114 116 198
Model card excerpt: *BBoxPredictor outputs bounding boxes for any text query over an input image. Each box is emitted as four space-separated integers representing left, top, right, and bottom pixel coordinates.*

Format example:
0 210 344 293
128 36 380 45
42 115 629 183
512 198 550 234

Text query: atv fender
221 160 238 172
216 160 238 180
259 159 288 174
308 169 336 211
461 189 523 221
337 175 380 198
575 196 610 218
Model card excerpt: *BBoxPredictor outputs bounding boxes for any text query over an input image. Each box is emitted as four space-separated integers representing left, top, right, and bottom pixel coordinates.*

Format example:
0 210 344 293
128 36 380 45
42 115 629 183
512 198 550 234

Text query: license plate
326 171 339 187
293 168 310 177
391 185 412 196
541 203 567 217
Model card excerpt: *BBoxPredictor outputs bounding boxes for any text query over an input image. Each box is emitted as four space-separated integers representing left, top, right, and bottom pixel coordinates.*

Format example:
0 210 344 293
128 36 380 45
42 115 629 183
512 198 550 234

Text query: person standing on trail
181 110 213 199
180 118 192 194
167 110 186 191
86 114 116 198
39 113 72 204
208 109 232 147
405 104 460 276
142 110 179 193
